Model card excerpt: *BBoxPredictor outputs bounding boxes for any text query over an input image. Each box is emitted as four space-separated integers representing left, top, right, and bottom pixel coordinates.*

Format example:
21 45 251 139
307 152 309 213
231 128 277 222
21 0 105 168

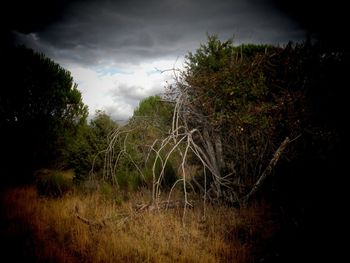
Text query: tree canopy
160 35 346 205
63 110 118 181
0 46 88 182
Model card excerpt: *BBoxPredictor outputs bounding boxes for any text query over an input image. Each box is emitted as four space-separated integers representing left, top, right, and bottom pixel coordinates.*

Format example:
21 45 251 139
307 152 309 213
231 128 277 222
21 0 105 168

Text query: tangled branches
93 37 307 217
153 81 294 208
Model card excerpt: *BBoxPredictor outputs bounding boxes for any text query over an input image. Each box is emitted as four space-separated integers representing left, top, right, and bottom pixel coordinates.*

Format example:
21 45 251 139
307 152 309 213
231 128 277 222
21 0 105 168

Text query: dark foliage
0 46 88 183
64 111 118 181
180 35 348 261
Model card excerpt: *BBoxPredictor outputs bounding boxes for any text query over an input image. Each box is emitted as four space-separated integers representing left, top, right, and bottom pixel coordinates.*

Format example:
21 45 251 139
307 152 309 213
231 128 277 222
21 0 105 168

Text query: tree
132 96 176 188
131 95 173 144
159 36 310 205
97 96 177 190
0 45 88 182
64 110 118 181
133 95 173 127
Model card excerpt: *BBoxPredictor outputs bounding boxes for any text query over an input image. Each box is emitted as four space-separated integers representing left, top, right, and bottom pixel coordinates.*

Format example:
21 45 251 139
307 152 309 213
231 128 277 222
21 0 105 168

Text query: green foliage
132 95 173 130
192 36 306 127
160 161 177 189
139 154 178 189
174 34 347 205
99 181 115 200
184 36 289 133
176 35 320 200
90 110 118 137
0 46 88 181
96 96 177 192
115 169 143 191
35 169 74 197
64 110 118 180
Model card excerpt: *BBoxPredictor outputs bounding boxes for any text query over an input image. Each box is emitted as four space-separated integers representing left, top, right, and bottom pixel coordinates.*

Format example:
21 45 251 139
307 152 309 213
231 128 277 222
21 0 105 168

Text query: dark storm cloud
11 0 306 66
270 0 347 50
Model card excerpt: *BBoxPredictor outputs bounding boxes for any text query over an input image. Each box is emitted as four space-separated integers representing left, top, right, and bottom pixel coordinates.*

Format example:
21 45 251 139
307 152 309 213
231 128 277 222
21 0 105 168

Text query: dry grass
1 186 275 263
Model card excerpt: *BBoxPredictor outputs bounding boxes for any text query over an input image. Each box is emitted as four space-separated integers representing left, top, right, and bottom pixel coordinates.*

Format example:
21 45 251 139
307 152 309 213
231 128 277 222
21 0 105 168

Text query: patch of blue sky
93 66 133 77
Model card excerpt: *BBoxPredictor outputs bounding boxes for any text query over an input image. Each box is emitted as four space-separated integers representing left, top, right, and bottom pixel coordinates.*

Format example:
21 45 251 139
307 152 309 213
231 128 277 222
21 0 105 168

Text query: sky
2 0 346 122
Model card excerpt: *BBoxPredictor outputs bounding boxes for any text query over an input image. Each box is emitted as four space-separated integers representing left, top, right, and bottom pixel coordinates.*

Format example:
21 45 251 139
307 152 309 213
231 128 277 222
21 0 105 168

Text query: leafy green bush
98 181 127 205
96 96 175 192
63 111 118 181
35 169 74 197
158 161 177 189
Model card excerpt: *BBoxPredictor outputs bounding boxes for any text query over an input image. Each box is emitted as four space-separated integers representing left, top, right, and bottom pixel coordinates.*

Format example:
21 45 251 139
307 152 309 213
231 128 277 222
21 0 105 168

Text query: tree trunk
214 133 225 172
203 127 222 198
242 137 290 206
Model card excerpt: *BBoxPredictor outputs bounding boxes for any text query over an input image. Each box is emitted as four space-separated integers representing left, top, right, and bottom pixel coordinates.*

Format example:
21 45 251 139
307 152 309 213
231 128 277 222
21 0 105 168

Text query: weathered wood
133 200 194 212
74 205 105 230
242 137 290 206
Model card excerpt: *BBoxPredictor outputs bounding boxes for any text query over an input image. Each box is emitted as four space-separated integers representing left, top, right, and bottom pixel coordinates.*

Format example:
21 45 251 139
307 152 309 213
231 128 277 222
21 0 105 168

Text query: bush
160 161 177 189
35 169 74 197
63 111 118 181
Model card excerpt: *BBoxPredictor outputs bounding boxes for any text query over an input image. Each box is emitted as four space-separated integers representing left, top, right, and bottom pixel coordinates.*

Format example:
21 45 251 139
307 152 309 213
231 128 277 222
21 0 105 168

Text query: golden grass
1 186 274 263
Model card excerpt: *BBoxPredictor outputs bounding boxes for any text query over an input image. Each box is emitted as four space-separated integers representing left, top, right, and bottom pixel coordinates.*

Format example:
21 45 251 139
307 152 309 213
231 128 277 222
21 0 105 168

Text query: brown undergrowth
0 186 276 262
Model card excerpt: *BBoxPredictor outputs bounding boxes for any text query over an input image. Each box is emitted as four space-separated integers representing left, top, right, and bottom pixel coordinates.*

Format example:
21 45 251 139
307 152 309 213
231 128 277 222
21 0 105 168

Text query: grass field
0 185 276 262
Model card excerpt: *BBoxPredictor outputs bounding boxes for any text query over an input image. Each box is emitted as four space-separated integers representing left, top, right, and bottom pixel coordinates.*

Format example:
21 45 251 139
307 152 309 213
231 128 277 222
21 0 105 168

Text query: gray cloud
112 84 146 101
110 82 163 102
14 0 305 66
10 0 307 121
103 104 134 123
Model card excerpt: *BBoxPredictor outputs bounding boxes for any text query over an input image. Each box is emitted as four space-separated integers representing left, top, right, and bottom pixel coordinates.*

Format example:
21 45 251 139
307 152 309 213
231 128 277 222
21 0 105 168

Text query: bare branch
241 137 291 206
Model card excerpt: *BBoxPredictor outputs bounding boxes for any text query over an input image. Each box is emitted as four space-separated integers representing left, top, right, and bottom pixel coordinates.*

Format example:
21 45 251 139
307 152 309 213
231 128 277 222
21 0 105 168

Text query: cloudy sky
4 0 343 121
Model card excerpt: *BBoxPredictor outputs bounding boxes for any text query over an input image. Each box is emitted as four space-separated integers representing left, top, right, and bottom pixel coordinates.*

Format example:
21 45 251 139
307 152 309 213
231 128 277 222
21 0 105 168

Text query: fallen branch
74 205 105 230
74 200 190 230
133 200 194 213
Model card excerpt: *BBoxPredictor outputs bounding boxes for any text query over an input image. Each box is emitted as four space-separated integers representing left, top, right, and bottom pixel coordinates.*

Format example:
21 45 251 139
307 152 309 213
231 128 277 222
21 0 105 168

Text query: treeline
1 46 88 184
1 37 347 208
1 36 347 263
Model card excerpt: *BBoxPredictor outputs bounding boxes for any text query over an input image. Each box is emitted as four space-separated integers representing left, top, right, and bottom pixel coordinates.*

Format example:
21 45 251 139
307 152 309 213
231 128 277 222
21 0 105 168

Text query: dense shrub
63 111 118 181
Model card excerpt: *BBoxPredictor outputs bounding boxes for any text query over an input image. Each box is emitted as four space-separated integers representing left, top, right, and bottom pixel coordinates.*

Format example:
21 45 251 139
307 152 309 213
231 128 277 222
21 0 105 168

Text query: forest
0 36 347 262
